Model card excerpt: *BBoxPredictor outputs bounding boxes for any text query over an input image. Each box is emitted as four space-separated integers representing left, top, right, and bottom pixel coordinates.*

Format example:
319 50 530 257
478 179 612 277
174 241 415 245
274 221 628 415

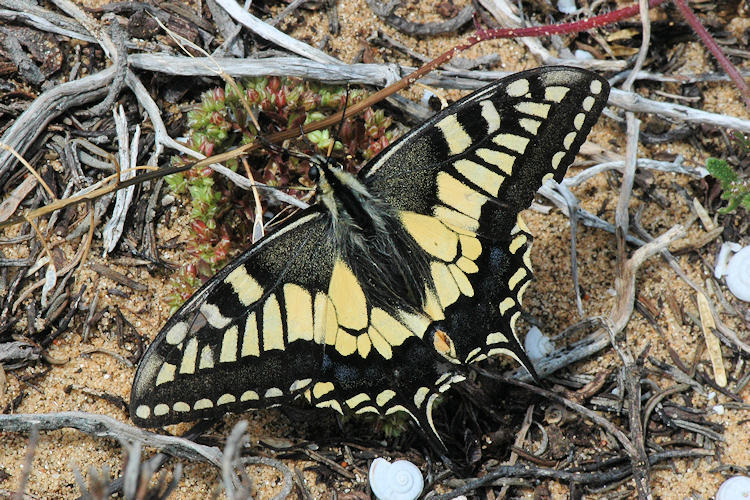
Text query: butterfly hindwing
131 67 610 446
131 209 336 425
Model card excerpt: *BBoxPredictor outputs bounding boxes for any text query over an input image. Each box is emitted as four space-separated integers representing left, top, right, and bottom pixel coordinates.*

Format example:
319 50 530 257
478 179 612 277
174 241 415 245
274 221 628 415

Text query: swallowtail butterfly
131 66 609 448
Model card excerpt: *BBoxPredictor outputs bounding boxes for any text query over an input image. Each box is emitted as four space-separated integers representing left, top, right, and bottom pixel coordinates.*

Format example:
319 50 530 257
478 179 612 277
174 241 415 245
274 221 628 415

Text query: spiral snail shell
714 243 750 302
524 326 554 360
369 458 424 500
716 476 750 500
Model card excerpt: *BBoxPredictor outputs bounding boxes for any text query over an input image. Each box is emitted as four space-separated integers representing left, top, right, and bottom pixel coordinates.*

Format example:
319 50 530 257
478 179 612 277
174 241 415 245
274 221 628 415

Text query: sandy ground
2 0 750 498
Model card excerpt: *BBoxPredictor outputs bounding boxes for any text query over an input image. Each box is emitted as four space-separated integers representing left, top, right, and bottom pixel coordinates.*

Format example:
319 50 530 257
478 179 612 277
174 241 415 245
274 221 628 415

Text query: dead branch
0 412 222 467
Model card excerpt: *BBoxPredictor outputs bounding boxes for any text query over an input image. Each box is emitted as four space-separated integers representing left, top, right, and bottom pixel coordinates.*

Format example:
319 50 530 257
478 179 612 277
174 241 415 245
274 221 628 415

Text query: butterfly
130 66 609 449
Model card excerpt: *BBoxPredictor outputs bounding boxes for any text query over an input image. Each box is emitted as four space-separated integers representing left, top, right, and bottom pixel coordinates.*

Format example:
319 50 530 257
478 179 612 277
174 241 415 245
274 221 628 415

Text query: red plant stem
671 0 750 110
471 0 667 40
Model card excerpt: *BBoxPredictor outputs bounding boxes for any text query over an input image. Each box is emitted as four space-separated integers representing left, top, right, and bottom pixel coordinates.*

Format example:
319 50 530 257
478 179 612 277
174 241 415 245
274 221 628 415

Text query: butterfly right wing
130 207 339 426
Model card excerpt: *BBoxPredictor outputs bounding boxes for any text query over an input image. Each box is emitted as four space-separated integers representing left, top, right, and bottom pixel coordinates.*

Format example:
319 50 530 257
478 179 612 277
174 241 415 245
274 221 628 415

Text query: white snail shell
524 326 554 361
726 246 750 302
369 458 424 500
716 476 750 500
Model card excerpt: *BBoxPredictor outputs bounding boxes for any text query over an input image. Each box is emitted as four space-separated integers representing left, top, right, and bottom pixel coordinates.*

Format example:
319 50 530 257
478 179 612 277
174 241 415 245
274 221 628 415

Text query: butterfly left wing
130 208 339 426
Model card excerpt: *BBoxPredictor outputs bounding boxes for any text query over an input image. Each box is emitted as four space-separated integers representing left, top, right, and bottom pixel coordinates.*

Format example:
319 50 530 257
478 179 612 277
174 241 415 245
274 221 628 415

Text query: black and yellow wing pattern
131 66 609 445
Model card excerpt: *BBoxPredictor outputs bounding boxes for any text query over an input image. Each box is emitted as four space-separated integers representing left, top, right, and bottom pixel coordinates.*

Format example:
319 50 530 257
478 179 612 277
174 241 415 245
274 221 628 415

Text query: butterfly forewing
131 67 609 445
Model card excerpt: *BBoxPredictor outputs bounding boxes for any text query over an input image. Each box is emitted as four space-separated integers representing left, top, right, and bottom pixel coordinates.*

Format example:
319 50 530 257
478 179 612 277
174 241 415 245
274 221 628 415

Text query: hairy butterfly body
131 67 609 447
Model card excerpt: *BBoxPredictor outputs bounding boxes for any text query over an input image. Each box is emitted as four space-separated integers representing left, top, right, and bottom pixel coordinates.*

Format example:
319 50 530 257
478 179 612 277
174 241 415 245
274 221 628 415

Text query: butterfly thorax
313 160 432 310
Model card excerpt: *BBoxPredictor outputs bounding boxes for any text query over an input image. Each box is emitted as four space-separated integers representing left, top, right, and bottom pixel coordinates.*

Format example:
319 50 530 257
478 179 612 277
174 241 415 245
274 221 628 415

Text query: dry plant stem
12 424 39 500
671 0 750 109
214 0 339 64
610 115 649 499
0 412 223 467
0 66 114 184
514 225 685 383
622 0 652 92
126 54 750 134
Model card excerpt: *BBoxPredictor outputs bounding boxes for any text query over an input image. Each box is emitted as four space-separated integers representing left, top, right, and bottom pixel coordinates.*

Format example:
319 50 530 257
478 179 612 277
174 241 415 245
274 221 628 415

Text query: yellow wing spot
200 302 231 329
385 405 417 421
514 101 551 119
514 213 530 234
194 399 213 410
398 310 430 340
522 245 533 269
465 347 482 363
313 293 338 345
357 333 371 358
241 390 259 401
433 206 480 233
284 284 313 343
155 362 176 386
506 78 529 97
475 149 515 176
487 332 508 345
414 387 430 408
376 389 396 407
329 260 368 331
217 393 236 405
165 322 187 345
262 294 284 351
456 257 479 275
225 265 263 306
563 131 577 150
499 297 515 315
135 405 150 419
574 112 586 130
517 280 531 303
180 338 198 374
335 328 357 356
173 402 190 412
488 346 523 365
459 234 482 260
316 399 343 414
454 159 504 197
199 345 214 369
433 329 457 359
154 404 169 416
448 264 473 297
400 211 458 261
368 326 393 359
219 325 239 362
493 133 530 154
583 96 595 111
436 114 472 155
509 234 527 254
346 393 371 409
356 406 379 415
265 388 283 398
480 100 501 132
551 151 566 169
371 308 412 347
590 79 603 94
313 381 335 398
430 261 460 308
508 267 527 290
289 379 312 392
422 287 445 320
241 312 260 357
542 172 554 183
437 172 487 220
545 86 570 102
519 118 541 135
510 311 521 340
